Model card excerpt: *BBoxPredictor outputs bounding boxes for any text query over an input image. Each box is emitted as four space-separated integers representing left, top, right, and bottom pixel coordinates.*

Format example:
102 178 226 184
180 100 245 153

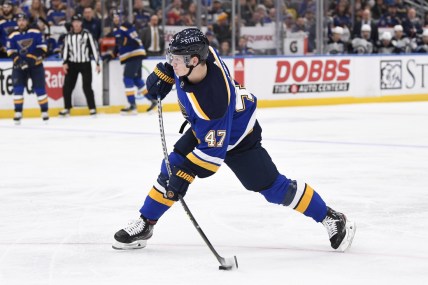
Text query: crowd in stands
0 0 428 58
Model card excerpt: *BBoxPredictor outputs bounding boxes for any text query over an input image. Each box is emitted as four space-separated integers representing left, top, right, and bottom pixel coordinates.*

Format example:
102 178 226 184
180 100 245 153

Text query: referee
59 14 100 117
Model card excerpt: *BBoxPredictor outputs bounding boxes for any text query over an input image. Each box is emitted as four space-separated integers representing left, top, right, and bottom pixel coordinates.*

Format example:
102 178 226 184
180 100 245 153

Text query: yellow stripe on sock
38 98 48 105
148 187 174 207
295 184 314 214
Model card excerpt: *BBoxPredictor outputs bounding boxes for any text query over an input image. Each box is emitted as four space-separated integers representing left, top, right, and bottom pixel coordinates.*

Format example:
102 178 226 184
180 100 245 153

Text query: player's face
17 18 28 29
2 4 13 15
362 31 370 40
166 53 191 76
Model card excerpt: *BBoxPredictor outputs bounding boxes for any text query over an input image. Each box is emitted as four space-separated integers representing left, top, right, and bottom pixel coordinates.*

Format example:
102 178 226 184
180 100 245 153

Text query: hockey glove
166 166 195 201
26 55 43 67
146 62 174 100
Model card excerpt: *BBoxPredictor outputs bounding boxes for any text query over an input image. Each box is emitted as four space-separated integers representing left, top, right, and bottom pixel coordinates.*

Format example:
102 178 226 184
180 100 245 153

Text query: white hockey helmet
381 31 392 41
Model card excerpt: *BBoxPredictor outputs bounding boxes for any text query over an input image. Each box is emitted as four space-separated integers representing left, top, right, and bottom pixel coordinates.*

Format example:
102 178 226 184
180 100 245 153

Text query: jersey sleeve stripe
148 187 174 206
186 92 209 120
209 46 230 105
187 152 220 173
193 148 223 165
294 184 314 213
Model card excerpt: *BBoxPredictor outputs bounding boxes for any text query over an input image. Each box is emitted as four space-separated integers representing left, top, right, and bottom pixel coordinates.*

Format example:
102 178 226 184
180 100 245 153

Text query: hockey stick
156 95 238 271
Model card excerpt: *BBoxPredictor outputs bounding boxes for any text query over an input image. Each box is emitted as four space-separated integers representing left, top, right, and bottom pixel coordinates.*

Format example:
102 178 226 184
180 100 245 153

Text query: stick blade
218 256 238 271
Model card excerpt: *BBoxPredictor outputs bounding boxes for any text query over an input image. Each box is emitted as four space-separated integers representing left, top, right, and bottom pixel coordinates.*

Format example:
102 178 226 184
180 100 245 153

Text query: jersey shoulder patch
8 31 19 39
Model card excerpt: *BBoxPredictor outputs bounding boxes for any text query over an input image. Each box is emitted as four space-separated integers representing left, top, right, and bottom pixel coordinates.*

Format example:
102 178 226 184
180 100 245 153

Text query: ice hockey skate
112 217 156 250
13 112 22 125
120 104 138 115
41 112 49 122
146 99 157 112
58 109 70 117
322 207 356 252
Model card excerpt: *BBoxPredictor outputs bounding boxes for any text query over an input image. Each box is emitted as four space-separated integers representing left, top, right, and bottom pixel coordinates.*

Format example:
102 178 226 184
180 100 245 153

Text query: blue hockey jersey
112 22 146 64
7 27 47 65
0 17 17 51
175 47 257 178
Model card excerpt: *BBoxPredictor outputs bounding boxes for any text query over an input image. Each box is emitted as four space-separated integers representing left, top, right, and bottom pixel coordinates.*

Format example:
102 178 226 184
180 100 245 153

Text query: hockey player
0 0 17 58
7 13 49 124
413 29 428 53
105 11 156 114
350 24 374 54
325 26 346 55
377 32 397 54
113 28 356 253
391 25 411 54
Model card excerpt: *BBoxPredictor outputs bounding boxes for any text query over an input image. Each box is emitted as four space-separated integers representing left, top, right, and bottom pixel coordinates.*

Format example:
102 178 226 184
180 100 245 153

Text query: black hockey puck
219 265 232 270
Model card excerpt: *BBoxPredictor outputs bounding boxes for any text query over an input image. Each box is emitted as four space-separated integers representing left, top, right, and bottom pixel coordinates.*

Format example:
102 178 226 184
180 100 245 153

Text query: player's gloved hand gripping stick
153 67 238 269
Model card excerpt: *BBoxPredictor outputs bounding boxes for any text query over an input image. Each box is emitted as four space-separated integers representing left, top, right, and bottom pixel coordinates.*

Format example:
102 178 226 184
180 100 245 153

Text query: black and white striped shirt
62 29 100 64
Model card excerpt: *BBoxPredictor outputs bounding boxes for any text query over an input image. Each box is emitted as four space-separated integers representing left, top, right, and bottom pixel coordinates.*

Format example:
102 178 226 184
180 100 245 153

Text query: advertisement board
1 54 428 119
0 60 102 111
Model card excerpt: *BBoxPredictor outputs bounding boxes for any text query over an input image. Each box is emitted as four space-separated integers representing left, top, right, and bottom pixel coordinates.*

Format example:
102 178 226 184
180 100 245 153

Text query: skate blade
337 220 356 252
112 240 147 250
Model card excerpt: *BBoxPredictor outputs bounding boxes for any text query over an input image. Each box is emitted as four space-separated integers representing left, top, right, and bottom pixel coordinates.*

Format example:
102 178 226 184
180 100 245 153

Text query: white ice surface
0 102 427 285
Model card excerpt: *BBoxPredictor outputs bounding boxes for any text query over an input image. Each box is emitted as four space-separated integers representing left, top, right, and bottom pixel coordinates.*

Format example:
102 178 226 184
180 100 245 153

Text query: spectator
247 8 264 27
394 0 408 21
352 9 379 42
402 7 422 38
150 0 162 12
74 0 95 16
333 3 352 42
209 0 225 23
377 4 401 28
141 14 164 57
391 24 410 53
205 30 219 50
166 0 184 19
292 17 307 33
350 24 375 54
305 10 316 52
283 13 295 34
255 4 271 25
186 2 198 26
376 31 396 53
133 0 151 37
263 0 274 10
241 0 257 25
25 0 47 23
166 10 181 25
47 0 66 26
82 6 101 41
371 0 387 20
325 26 346 54
219 40 231 56
235 36 254 55
298 0 316 17
213 12 231 44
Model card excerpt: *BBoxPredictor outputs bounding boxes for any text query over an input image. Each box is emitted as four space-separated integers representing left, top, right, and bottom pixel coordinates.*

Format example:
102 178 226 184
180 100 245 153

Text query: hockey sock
13 95 24 112
124 77 136 105
37 94 49 112
260 175 327 222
